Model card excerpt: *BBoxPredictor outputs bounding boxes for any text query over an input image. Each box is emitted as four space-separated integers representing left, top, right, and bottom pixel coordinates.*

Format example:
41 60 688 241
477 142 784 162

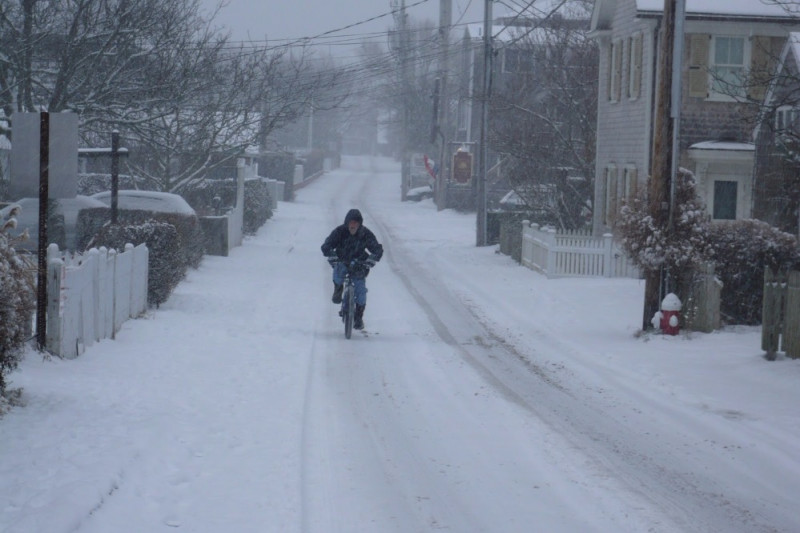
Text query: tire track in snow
356 168 782 533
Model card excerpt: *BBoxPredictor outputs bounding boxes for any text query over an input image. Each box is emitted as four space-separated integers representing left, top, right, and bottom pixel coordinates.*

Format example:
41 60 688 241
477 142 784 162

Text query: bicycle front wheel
343 285 355 339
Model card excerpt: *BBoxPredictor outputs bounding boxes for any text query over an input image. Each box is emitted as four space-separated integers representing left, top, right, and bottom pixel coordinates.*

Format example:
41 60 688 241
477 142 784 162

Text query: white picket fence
46 243 148 358
521 221 640 278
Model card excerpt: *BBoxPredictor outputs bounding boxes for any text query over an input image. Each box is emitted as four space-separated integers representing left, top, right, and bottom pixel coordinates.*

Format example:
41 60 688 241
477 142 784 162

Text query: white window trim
707 35 751 102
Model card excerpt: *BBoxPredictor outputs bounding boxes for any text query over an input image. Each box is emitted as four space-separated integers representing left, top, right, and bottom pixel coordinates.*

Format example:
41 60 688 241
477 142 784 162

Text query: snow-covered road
2 156 799 532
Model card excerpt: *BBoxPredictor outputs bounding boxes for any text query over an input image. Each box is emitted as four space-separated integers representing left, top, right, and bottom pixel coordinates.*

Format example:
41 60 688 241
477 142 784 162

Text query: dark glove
326 255 338 266
365 255 378 268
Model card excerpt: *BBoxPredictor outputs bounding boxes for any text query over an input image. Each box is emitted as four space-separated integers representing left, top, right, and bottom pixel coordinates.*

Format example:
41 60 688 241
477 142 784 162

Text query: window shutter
632 33 643 99
748 36 772 101
607 44 613 101
614 41 623 101
627 167 638 200
605 166 619 225
688 34 710 98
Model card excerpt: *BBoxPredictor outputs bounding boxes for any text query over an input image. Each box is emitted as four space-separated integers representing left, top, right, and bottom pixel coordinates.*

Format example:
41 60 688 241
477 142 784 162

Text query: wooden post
762 267 785 360
643 0 678 330
36 111 49 351
784 271 800 359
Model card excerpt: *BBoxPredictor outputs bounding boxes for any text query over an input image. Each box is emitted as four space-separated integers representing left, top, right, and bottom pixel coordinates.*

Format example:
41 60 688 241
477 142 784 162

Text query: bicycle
329 258 369 339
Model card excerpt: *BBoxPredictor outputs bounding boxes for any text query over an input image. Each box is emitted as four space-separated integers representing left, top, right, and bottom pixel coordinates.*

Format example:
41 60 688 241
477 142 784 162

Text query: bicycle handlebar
327 257 372 270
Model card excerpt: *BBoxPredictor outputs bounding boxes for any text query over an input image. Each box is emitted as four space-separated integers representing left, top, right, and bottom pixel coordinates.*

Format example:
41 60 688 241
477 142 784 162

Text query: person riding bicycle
321 208 383 330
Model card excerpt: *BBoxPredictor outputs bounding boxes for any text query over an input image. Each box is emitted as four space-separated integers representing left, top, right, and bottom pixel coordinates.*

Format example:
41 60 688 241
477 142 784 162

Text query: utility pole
476 0 492 246
643 0 680 329
400 0 411 201
436 0 452 210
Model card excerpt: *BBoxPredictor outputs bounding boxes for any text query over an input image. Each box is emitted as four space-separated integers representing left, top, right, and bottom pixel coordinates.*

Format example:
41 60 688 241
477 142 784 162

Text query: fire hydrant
659 293 682 335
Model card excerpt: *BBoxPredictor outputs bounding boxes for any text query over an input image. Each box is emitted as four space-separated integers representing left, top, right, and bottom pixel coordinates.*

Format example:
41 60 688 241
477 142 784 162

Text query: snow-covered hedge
242 179 273 235
258 152 296 201
618 169 711 280
78 207 204 270
0 211 36 396
619 170 800 325
183 178 273 235
89 220 184 307
709 220 800 324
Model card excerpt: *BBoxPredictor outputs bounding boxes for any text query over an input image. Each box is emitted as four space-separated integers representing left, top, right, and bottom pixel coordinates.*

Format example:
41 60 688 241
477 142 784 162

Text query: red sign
452 151 472 184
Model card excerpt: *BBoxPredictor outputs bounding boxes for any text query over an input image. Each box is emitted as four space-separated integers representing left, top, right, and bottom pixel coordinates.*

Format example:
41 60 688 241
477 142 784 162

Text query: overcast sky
201 0 486 58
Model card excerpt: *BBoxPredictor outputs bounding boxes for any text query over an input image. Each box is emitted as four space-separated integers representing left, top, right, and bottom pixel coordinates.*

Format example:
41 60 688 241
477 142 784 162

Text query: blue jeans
333 263 368 306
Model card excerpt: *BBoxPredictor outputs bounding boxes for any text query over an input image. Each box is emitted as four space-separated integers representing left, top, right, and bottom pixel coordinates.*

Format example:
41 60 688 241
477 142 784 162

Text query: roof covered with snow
636 0 794 18
594 0 798 32
689 141 755 151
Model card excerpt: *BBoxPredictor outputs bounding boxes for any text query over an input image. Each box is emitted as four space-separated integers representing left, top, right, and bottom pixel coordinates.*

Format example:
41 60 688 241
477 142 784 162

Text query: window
711 36 748 98
713 180 738 220
775 105 800 133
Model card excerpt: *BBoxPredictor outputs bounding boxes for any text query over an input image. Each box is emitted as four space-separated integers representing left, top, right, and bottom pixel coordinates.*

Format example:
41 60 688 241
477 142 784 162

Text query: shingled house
753 32 800 235
589 0 800 235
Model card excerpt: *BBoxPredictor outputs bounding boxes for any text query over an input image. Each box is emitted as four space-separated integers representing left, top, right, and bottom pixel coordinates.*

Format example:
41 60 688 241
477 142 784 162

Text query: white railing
521 221 640 279
46 243 148 358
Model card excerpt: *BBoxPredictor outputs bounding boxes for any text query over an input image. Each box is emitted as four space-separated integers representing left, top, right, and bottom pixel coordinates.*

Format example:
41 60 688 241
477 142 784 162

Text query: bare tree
0 0 343 194
383 16 439 156
490 0 597 230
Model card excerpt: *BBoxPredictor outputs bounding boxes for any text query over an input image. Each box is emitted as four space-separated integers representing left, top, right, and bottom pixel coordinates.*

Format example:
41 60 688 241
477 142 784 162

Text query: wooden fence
46 242 148 359
762 269 800 360
520 222 640 279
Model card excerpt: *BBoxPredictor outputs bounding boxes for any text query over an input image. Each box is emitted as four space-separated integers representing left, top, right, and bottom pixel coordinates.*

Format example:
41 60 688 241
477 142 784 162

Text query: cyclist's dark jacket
321 209 383 276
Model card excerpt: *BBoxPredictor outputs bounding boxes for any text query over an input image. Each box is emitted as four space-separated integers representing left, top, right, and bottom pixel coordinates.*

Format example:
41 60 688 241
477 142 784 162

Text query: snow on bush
89 220 185 307
0 211 36 397
78 207 204 270
182 178 273 235
243 179 273 235
617 169 711 279
708 219 800 324
618 169 800 325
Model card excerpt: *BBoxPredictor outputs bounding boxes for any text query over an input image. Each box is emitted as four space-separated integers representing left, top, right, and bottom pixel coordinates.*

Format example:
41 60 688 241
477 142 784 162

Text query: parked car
0 195 108 252
90 190 196 216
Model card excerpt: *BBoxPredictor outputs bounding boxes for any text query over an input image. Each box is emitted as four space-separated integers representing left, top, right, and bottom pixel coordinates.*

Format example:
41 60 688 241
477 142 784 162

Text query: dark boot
354 304 365 330
332 283 343 304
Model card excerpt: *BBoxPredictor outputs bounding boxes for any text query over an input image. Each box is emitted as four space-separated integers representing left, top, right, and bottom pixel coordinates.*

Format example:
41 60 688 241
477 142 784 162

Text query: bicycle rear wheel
343 284 355 339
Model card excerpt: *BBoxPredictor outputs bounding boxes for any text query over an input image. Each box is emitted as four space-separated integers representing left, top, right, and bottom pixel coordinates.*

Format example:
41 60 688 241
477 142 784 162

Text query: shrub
618 169 800 325
0 213 36 396
708 219 800 324
183 178 273 235
258 152 295 201
182 179 237 216
77 207 204 269
618 169 711 282
89 220 184 307
243 178 273 235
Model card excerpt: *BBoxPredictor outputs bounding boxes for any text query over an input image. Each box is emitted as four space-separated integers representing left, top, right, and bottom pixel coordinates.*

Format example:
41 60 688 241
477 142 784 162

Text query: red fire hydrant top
660 293 682 335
